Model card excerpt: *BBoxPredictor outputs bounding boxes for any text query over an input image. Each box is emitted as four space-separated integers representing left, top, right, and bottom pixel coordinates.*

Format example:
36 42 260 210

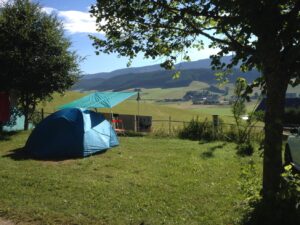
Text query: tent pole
137 101 140 132
110 108 113 122
136 90 141 132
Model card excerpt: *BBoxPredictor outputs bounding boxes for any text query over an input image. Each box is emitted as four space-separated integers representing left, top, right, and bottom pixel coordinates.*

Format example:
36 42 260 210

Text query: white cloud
58 10 99 34
187 46 221 61
41 7 56 15
0 0 9 6
42 7 104 34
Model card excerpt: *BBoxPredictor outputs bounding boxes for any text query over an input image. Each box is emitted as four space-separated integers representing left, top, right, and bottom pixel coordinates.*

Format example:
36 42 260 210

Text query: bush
279 165 300 208
178 117 216 141
240 164 300 225
239 159 261 206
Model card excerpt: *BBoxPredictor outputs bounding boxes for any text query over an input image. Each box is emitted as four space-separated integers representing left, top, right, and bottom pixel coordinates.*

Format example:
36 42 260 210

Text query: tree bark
24 113 29 131
23 94 29 131
263 71 289 199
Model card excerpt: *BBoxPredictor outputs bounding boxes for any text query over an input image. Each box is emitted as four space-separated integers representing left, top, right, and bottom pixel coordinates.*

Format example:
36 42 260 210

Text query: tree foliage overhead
90 0 300 82
0 0 80 129
90 0 300 199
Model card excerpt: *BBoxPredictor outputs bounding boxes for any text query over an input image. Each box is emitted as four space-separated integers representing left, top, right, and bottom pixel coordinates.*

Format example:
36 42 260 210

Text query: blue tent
25 108 119 158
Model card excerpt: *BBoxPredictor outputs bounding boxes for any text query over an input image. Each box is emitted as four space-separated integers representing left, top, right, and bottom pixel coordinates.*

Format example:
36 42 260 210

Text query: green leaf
172 71 181 79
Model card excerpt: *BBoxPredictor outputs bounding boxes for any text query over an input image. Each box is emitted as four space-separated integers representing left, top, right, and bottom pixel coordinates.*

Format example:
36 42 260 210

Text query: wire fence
31 109 296 140
34 109 265 128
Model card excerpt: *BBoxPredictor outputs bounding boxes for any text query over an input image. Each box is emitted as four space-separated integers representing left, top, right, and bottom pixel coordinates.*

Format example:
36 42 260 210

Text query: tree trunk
263 71 289 199
23 96 29 131
24 113 29 131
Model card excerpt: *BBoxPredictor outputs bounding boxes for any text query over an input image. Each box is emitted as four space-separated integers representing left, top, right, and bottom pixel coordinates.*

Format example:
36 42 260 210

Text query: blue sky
2 0 218 74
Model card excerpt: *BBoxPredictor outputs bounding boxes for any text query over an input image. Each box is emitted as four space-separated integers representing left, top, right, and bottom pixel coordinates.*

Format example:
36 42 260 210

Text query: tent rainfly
26 108 119 158
59 92 137 109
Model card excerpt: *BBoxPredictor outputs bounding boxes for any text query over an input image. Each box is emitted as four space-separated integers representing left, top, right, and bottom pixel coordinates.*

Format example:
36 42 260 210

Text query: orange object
112 118 125 134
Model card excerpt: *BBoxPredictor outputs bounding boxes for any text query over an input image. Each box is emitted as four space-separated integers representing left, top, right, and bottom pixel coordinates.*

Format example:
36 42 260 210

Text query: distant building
193 95 220 105
204 95 220 104
185 90 221 104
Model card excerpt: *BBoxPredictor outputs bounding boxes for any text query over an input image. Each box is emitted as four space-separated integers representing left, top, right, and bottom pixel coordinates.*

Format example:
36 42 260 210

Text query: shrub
279 165 300 208
178 117 216 141
240 164 300 225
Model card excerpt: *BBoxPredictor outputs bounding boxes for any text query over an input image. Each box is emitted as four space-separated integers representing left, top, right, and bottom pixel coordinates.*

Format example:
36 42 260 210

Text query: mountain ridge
74 56 259 91
83 56 234 80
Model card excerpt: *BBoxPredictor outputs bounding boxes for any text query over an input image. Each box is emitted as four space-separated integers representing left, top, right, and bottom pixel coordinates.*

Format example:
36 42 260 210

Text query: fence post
212 115 219 127
169 116 171 135
134 115 137 132
212 115 219 138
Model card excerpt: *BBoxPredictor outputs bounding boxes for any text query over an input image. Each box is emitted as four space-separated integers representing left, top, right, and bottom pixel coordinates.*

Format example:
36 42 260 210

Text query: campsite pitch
0 132 262 225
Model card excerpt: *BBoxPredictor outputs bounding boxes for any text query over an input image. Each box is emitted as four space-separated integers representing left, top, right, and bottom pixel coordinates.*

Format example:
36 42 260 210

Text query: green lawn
140 81 210 100
0 131 262 225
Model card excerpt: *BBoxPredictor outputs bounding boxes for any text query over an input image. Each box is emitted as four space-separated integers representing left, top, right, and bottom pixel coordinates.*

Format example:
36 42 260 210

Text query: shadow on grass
200 142 227 159
0 131 20 141
3 147 107 161
241 198 300 225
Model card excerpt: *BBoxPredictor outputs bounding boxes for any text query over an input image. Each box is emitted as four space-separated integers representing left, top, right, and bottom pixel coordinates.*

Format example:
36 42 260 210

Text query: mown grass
0 131 262 225
141 81 210 99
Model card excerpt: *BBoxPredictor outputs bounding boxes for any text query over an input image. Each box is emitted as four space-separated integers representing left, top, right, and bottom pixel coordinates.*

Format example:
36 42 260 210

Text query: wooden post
134 115 137 132
137 115 139 132
169 116 171 135
212 115 219 127
212 115 219 138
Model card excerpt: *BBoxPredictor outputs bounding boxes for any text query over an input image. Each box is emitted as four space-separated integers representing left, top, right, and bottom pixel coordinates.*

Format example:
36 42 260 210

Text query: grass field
140 81 210 100
39 91 234 120
37 90 263 130
0 131 262 225
38 92 226 126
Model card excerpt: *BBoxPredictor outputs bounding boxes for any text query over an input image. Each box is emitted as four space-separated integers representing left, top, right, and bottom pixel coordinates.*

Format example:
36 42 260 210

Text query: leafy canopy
89 1 300 197
0 0 80 94
0 0 80 125
90 0 300 89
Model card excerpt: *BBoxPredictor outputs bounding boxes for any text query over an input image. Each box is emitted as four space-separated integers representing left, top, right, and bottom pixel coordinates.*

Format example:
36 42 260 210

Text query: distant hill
73 56 260 91
74 68 259 91
72 77 105 90
82 56 235 80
